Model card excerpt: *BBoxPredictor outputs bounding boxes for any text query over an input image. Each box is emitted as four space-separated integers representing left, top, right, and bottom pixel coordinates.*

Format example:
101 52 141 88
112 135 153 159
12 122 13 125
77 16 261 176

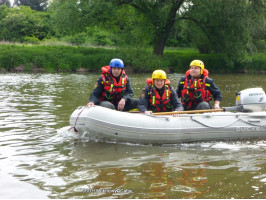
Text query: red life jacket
146 78 173 112
99 66 127 105
181 69 212 109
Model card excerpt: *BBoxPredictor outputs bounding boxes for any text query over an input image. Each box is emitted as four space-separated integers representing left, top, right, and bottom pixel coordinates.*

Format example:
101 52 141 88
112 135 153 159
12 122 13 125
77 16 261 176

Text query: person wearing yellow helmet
138 69 183 115
190 60 205 75
176 60 222 110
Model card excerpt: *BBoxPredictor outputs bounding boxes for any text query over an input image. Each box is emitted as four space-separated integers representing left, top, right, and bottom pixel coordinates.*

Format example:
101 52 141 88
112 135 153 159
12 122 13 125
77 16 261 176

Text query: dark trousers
99 98 139 111
195 101 211 110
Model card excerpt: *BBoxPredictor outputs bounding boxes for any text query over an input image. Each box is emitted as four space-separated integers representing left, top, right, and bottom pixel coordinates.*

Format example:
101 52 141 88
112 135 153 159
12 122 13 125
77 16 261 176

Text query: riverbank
0 44 265 73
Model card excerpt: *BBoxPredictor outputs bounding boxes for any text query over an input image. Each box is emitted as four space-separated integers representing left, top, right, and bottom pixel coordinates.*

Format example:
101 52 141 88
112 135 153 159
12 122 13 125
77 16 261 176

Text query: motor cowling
236 88 266 112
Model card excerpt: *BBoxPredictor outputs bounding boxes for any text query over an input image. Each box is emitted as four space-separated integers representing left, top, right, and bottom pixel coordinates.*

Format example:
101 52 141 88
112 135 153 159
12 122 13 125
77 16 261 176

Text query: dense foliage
0 0 10 7
14 0 49 11
0 5 52 42
181 0 266 68
1 44 265 73
0 0 265 72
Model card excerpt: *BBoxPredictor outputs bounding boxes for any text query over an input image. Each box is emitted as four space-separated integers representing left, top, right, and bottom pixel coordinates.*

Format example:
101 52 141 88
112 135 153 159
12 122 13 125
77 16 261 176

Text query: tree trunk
152 0 185 55
116 0 185 55
152 30 169 55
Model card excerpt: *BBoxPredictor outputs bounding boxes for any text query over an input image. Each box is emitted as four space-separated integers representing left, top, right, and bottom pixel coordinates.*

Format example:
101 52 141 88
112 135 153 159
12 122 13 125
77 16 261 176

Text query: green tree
0 0 10 7
50 0 84 36
0 4 9 19
115 0 186 55
81 0 153 46
14 0 48 11
248 0 266 53
50 0 265 61
0 6 51 41
51 0 186 54
179 0 265 65
50 0 153 46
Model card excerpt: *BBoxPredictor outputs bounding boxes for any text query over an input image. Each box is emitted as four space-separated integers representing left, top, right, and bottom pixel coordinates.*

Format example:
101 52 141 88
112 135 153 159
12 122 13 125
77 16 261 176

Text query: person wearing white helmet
138 69 183 115
87 58 138 111
176 59 222 110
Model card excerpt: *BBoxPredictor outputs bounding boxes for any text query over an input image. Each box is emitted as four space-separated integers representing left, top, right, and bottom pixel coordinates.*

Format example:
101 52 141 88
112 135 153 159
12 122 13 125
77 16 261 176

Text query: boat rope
69 105 88 133
191 116 241 128
148 115 171 121
191 115 266 129
239 118 266 127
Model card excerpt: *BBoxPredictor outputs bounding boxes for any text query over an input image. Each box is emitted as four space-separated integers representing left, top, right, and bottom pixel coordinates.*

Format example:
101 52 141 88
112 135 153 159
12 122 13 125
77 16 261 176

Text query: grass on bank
0 43 265 74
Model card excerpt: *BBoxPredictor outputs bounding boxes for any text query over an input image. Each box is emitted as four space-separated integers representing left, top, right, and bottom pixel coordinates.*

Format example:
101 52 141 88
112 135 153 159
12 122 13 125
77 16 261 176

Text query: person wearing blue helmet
87 58 138 111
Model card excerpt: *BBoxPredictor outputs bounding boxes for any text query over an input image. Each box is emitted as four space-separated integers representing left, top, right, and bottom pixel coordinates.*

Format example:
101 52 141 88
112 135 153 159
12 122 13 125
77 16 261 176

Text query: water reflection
61 141 265 199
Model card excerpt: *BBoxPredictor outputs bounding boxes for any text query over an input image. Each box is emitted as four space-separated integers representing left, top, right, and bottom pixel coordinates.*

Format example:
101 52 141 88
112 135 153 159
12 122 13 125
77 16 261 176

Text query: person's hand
214 101 220 109
145 111 152 115
118 98 126 111
214 104 220 109
87 102 94 107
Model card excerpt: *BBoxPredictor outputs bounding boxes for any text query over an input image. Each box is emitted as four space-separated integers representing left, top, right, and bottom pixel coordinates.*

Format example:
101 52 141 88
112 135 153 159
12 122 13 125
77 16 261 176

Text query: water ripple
0 73 266 199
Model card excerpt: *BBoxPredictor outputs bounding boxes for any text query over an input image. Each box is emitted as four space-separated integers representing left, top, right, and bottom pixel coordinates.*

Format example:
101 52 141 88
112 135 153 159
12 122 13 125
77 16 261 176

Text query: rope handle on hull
191 116 240 128
153 108 225 115
69 105 88 132
191 115 266 128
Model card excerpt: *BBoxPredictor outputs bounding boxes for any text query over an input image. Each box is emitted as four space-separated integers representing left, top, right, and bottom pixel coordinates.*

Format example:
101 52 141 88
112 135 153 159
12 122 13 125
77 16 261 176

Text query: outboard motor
236 88 266 112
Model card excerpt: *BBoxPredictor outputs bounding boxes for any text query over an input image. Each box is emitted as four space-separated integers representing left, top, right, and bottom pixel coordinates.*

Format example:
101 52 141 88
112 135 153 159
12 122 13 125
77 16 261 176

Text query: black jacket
89 75 134 106
176 75 222 102
138 85 184 112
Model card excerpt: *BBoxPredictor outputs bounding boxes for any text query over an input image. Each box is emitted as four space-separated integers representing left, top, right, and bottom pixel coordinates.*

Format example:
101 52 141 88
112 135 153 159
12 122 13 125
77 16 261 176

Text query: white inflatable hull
70 106 266 144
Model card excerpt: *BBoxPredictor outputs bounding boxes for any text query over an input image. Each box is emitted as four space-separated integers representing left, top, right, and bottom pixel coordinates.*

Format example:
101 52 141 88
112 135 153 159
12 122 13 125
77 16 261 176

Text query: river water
0 73 265 199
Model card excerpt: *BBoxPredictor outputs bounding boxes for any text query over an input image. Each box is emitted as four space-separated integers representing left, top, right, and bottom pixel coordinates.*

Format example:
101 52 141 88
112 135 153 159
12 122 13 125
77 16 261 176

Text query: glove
194 91 203 103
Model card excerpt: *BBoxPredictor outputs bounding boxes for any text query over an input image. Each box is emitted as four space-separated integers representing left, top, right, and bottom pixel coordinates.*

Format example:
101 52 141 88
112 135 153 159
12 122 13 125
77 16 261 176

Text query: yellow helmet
190 60 205 74
152 70 167 82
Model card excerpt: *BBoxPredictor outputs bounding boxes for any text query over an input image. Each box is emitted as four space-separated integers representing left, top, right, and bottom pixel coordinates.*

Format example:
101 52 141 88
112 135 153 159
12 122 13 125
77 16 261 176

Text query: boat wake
57 126 81 140
57 126 266 151
204 140 266 150
57 126 122 144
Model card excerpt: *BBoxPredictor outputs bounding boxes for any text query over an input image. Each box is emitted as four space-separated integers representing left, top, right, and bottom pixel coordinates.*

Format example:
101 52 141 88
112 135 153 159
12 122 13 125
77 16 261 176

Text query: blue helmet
110 58 124 69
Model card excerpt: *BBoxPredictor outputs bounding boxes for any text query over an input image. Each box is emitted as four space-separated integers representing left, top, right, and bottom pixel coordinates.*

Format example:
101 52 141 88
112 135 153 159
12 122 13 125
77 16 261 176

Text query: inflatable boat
69 88 266 144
